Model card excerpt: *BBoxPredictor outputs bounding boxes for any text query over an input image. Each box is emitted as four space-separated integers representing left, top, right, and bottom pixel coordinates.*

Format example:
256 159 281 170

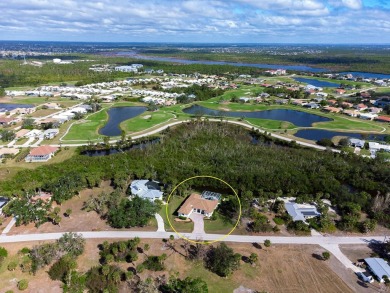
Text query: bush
7 261 18 271
0 246 8 265
19 247 31 254
273 217 285 225
18 279 28 290
322 251 331 261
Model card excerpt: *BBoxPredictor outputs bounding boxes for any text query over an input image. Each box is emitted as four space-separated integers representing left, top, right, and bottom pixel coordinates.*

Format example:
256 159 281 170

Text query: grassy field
203 211 235 234
121 111 176 133
62 108 109 141
28 109 60 117
246 118 296 130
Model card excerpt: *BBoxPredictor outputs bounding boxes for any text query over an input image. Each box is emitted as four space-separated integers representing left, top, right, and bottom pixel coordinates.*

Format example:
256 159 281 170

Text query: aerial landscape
1 0 390 292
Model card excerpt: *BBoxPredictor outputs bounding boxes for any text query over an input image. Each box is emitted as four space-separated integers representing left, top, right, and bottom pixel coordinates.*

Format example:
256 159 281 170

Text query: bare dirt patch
8 181 157 235
0 239 358 293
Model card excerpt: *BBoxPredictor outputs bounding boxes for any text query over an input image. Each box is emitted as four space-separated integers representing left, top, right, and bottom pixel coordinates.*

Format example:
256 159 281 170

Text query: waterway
293 77 340 88
183 104 331 127
294 129 386 141
0 103 34 111
99 106 147 136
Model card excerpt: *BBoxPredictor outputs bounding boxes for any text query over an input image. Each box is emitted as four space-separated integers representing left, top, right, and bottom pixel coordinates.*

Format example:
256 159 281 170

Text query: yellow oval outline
165 175 241 244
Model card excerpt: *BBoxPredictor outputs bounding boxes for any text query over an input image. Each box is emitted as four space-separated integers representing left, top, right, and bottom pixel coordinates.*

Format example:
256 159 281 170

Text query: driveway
190 213 205 236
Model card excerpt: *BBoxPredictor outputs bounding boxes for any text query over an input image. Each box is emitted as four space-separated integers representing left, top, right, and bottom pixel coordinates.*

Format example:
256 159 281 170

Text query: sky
1 0 390 43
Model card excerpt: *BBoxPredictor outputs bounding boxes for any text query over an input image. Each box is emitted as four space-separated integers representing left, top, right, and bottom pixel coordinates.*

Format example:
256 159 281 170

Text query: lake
294 129 386 141
0 103 34 111
293 77 340 88
183 105 332 127
339 72 390 79
99 106 147 136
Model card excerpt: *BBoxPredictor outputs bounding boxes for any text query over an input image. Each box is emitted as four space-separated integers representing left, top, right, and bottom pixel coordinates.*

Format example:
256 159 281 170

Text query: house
335 89 346 95
375 116 390 123
275 99 289 105
323 106 342 113
0 197 9 215
364 258 390 283
355 103 368 111
25 145 58 162
369 107 383 114
239 97 251 103
303 102 320 109
374 97 390 108
284 202 321 222
0 148 20 158
359 113 378 120
369 142 390 153
129 180 163 202
30 192 52 203
0 117 16 126
25 129 43 138
341 102 353 108
15 129 31 138
343 109 359 117
177 191 220 218
42 129 59 139
349 138 365 148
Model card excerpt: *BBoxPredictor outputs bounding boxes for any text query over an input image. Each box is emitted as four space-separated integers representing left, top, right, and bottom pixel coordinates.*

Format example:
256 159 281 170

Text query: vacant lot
0 240 356 293
8 181 157 235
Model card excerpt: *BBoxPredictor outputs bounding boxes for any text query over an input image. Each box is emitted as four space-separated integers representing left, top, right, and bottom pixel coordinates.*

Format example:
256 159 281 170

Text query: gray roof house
285 202 321 222
349 138 365 148
129 180 163 202
364 258 390 282
0 197 9 215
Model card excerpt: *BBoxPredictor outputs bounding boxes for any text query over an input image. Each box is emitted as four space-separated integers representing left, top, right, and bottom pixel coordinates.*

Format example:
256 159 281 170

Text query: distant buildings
114 64 144 73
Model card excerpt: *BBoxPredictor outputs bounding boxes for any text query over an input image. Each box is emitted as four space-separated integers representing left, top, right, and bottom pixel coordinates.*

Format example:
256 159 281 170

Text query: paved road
0 230 385 245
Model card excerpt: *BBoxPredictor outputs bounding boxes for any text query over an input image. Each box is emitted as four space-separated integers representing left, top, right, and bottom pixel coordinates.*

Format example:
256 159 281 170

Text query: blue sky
0 0 389 43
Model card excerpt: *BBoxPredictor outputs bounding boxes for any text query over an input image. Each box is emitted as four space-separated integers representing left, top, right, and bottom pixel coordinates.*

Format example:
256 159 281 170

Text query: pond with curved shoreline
99 106 147 136
183 104 332 127
294 129 386 141
293 77 341 88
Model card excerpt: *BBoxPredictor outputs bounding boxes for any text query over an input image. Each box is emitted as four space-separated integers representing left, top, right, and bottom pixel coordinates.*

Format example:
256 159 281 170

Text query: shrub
18 279 28 291
7 261 18 271
322 251 331 261
273 217 285 225
19 247 31 254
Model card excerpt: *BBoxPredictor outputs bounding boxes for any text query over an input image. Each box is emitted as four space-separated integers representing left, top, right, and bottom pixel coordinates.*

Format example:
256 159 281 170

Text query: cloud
0 0 388 43
341 0 362 9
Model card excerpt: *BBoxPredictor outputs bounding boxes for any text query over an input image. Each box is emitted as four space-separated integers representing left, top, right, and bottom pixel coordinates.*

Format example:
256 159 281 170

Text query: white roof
365 258 390 280
130 180 163 201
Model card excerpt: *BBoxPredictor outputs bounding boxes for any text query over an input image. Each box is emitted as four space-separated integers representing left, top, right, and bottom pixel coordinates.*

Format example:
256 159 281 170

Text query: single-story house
0 117 16 125
129 180 163 202
335 89 346 95
15 129 31 138
0 148 20 158
323 106 342 113
284 202 321 222
177 191 220 218
355 103 368 111
25 145 59 162
42 129 59 140
359 113 378 120
303 102 320 109
343 109 359 117
349 138 365 148
364 258 390 282
369 142 390 152
25 129 43 138
369 107 383 114
0 197 10 215
375 116 390 123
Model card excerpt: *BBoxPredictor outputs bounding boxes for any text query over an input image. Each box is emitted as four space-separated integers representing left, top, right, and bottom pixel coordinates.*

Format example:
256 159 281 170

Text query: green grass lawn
312 116 386 132
121 111 176 133
246 118 295 130
203 212 234 234
163 196 194 233
62 108 109 141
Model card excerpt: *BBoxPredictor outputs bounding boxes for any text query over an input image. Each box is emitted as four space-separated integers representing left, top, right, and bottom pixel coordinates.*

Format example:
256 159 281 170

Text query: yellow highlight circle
165 175 241 244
